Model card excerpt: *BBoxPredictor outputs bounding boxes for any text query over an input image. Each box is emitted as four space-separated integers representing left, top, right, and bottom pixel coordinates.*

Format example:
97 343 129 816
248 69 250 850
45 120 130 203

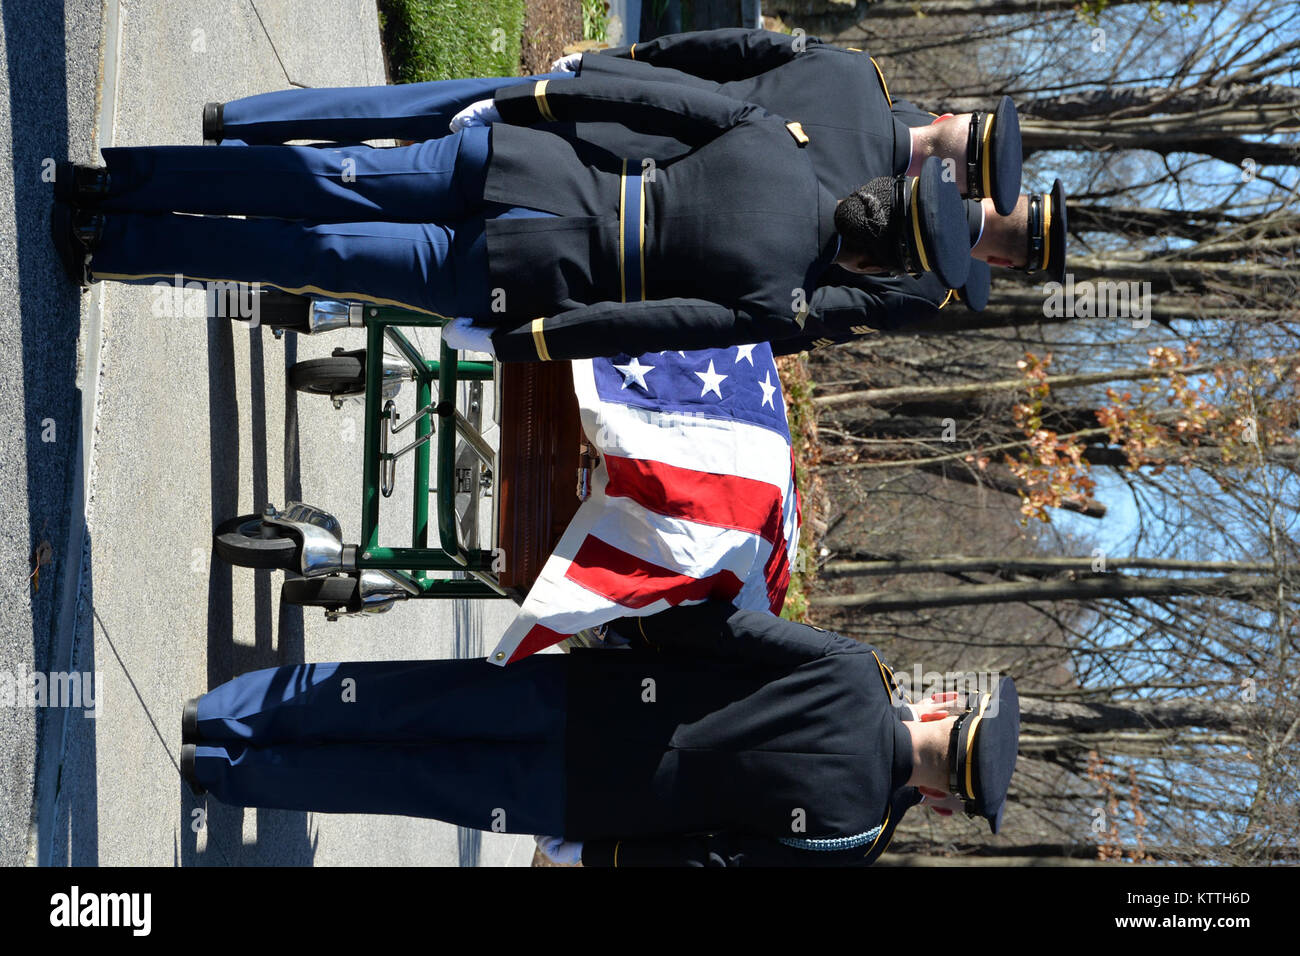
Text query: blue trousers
91 127 549 316
219 74 568 145
192 657 568 835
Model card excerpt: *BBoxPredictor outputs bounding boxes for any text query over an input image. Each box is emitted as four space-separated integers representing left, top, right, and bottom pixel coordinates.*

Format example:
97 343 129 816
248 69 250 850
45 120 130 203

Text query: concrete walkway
5 0 533 867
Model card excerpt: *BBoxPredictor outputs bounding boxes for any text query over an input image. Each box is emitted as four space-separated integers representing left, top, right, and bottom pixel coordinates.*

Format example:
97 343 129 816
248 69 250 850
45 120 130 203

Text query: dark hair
834 177 898 270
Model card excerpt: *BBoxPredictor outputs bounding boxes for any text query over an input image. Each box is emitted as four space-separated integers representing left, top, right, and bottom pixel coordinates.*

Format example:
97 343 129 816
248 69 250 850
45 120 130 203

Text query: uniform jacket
567 602 921 867
585 28 905 197
213 33 957 352
482 76 840 362
577 33 962 355
773 99 968 354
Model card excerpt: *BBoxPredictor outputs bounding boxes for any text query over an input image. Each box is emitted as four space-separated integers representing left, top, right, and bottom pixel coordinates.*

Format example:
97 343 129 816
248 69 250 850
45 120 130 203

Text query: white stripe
583 494 771 577
490 471 779 664
734 564 774 611
733 467 800 613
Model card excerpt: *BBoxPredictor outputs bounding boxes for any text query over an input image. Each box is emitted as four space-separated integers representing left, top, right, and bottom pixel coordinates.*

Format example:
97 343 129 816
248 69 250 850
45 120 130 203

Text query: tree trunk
939 84 1300 123
1081 444 1300 469
1017 117 1300 168
857 0 1153 19
816 573 1281 611
815 352 1299 409
821 555 1278 577
875 853 1120 866
1019 696 1256 733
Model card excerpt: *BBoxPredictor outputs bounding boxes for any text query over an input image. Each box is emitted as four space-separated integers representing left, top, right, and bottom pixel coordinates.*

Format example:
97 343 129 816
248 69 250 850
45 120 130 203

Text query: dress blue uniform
208 31 991 353
92 128 508 319
90 76 844 362
214 29 906 197
188 603 928 867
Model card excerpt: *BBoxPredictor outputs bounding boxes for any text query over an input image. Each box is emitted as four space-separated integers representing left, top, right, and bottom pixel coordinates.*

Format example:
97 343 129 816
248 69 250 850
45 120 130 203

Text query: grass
776 355 821 624
581 0 608 42
378 0 526 83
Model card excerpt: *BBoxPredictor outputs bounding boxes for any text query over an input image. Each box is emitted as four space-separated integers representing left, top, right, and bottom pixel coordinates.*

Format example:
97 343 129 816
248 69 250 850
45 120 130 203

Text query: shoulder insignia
813 337 833 349
785 121 809 146
849 324 878 335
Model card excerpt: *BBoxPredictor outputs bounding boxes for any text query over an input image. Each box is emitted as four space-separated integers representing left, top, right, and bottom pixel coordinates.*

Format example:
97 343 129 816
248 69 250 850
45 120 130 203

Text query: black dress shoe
180 744 206 796
182 698 200 744
53 161 110 205
49 202 97 287
203 102 224 143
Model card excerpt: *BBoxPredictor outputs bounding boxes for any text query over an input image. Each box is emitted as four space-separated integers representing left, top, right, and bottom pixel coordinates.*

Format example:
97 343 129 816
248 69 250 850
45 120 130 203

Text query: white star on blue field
595 344 789 439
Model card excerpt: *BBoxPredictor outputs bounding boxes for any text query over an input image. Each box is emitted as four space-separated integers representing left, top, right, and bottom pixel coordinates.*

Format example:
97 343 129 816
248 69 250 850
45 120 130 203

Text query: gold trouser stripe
613 841 621 866
638 175 647 301
939 288 955 309
534 79 556 122
530 317 551 361
964 693 992 799
863 805 891 858
618 159 628 302
869 56 892 105
91 272 449 317
981 114 995 202
629 43 636 60
1040 192 1053 272
909 178 931 274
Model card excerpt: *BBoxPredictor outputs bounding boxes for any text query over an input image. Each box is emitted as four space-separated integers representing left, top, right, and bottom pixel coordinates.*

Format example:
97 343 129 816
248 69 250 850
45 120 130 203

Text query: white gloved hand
442 317 496 355
551 52 582 72
536 834 584 865
449 98 501 133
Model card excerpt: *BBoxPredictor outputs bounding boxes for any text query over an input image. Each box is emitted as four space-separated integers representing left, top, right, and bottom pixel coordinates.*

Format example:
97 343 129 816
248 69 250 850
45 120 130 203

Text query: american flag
488 343 802 665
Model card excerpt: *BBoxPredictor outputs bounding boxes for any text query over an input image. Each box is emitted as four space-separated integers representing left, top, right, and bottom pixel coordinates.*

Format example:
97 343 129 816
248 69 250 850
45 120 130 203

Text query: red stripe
506 623 570 663
566 536 744 609
764 540 791 614
604 455 785 543
760 452 800 613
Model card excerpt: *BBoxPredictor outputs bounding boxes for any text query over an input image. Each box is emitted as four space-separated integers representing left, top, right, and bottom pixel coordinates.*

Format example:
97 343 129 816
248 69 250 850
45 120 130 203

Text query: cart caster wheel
288 352 365 398
280 575 362 612
213 514 301 570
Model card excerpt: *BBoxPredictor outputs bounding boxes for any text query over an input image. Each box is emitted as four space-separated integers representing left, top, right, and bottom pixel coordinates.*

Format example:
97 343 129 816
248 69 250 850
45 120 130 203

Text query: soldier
205 28 1024 215
200 28 1063 349
53 73 978 362
181 602 1021 866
